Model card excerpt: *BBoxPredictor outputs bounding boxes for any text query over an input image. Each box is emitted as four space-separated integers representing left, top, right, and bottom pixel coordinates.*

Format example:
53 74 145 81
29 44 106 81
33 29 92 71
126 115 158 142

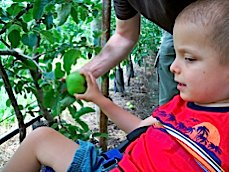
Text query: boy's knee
27 127 55 143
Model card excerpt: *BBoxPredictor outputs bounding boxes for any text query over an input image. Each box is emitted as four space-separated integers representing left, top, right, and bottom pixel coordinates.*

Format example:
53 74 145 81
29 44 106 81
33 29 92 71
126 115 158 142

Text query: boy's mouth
177 82 187 90
178 83 186 86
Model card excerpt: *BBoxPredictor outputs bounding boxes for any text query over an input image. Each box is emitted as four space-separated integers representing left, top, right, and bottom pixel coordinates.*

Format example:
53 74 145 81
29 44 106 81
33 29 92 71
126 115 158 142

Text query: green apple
66 71 87 95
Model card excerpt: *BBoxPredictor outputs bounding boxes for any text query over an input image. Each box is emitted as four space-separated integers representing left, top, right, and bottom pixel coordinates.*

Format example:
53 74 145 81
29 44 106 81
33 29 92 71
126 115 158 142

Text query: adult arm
80 14 140 78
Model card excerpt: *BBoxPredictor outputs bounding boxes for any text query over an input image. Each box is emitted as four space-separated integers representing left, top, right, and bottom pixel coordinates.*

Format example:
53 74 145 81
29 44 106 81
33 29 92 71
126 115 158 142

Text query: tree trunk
114 64 125 93
100 0 111 151
127 55 135 86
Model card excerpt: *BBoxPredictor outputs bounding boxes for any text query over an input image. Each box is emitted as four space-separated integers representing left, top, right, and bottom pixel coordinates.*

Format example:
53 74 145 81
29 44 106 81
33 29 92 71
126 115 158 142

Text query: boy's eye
183 53 196 62
184 57 196 62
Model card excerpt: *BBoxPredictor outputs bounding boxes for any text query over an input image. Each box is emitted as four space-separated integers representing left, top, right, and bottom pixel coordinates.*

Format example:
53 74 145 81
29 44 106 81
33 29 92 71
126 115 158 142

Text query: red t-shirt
112 95 229 171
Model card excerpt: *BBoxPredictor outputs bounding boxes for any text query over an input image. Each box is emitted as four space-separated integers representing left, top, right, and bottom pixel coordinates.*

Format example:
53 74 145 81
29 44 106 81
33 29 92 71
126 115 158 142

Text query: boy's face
171 22 229 104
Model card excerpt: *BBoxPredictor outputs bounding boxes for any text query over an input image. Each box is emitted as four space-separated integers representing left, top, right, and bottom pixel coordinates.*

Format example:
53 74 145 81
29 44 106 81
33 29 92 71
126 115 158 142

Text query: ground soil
0 55 158 168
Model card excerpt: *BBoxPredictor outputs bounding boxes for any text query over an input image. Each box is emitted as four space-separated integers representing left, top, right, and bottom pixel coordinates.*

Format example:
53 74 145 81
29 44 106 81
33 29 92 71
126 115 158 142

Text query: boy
3 0 229 171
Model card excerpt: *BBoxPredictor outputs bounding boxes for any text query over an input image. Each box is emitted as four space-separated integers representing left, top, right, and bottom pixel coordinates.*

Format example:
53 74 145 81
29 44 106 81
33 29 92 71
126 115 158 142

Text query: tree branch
0 49 54 123
0 37 10 48
0 58 26 143
0 49 43 72
29 34 54 124
0 3 33 35
0 19 6 24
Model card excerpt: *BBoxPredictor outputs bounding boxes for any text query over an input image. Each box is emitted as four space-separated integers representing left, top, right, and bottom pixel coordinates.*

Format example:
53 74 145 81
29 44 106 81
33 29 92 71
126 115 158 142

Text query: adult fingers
74 93 85 100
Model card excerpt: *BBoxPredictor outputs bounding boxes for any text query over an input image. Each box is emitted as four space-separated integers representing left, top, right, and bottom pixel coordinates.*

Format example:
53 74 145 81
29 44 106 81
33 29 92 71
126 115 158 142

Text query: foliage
0 87 16 125
132 17 162 64
109 6 162 73
0 0 103 140
52 105 107 141
131 17 162 65
0 0 162 142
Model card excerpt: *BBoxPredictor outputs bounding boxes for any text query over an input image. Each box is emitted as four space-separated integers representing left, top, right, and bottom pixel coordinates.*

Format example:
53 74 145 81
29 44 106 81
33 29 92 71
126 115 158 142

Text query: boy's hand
74 72 103 102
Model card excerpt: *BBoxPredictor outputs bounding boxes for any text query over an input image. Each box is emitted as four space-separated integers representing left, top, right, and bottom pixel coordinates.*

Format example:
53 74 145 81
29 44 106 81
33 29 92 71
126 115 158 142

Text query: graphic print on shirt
154 109 223 171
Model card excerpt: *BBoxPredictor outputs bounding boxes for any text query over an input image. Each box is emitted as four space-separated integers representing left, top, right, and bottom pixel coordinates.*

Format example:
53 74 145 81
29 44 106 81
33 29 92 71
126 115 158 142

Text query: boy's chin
180 94 207 104
180 94 194 102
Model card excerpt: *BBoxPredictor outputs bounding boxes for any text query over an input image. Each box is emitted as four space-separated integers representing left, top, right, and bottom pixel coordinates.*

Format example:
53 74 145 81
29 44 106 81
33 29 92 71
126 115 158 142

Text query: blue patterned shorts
67 140 105 172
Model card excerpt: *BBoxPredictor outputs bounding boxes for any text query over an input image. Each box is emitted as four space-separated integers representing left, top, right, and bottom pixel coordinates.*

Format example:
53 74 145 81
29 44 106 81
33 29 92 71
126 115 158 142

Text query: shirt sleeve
113 0 138 20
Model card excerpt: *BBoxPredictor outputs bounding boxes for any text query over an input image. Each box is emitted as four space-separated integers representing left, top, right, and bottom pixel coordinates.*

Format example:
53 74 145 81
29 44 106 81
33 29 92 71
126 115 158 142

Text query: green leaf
18 105 24 110
40 30 55 44
78 6 87 21
76 118 89 132
8 30 21 48
63 49 81 74
7 3 24 16
22 8 33 22
70 6 79 24
43 71 55 80
44 13 53 30
76 99 84 107
92 132 108 138
21 33 38 48
58 3 72 26
52 103 61 117
53 30 62 42
43 87 56 108
0 80 3 88
52 93 75 117
68 105 77 116
74 107 95 119
59 96 76 109
21 21 28 32
33 0 49 20
51 123 59 130
67 125 78 134
23 59 37 70
8 24 21 33
92 9 99 18
15 81 24 94
0 42 5 49
6 99 11 107
54 62 65 79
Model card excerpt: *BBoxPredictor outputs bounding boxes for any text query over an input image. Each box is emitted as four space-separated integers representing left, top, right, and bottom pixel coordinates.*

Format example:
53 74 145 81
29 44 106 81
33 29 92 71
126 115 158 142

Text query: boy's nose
170 58 180 74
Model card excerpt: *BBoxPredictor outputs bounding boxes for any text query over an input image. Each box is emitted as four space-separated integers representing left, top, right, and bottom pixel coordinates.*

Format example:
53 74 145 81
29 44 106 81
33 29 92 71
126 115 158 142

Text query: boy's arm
75 72 158 133
94 95 142 133
137 116 159 128
98 97 158 133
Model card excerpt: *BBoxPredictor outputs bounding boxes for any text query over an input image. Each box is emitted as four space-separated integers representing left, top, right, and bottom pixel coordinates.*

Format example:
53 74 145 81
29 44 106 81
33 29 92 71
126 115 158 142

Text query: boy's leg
3 127 79 172
157 31 178 105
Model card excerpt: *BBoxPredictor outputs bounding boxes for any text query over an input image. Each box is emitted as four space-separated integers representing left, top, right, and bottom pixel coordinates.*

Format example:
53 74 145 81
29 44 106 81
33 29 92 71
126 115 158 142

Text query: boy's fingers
80 72 90 84
81 71 94 86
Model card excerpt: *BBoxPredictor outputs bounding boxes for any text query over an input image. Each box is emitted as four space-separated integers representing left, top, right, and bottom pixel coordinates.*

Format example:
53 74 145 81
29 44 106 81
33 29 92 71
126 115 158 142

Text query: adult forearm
95 96 141 133
81 33 137 78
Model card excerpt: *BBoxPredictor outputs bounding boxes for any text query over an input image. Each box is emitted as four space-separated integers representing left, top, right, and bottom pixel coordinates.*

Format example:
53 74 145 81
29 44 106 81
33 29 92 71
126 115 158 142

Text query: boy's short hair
175 0 229 64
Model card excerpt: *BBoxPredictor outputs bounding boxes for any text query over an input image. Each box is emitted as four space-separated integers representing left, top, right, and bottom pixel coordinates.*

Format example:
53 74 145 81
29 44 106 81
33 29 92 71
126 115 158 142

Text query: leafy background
0 0 162 143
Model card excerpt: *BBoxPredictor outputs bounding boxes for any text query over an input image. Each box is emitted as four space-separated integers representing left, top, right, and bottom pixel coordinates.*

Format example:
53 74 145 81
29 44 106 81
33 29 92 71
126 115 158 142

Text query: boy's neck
194 100 229 107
